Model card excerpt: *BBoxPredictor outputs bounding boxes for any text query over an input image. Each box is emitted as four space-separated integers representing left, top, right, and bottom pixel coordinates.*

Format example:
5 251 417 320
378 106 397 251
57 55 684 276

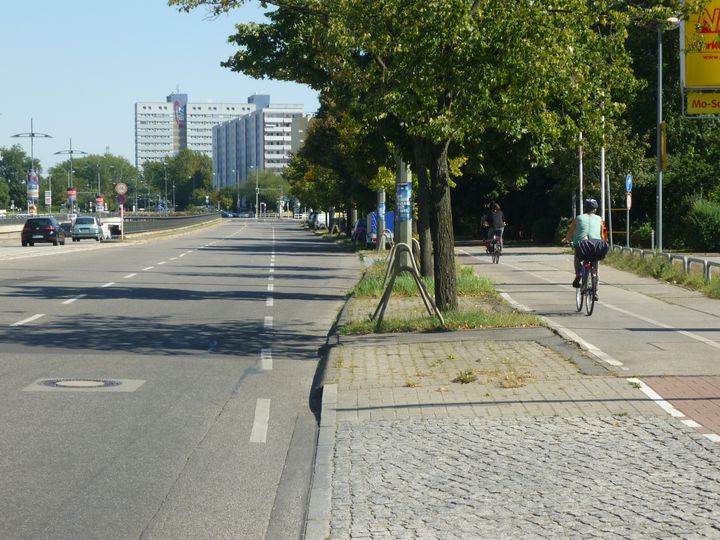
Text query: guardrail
0 213 220 239
611 244 720 281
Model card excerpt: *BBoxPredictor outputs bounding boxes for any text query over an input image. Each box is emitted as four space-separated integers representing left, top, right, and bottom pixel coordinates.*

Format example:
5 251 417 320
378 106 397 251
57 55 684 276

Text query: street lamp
54 139 87 188
656 16 680 252
232 168 240 213
250 165 259 220
12 119 52 212
163 161 168 208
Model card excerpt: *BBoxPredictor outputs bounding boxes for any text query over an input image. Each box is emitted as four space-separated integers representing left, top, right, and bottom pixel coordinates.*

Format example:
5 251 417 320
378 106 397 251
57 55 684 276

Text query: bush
630 221 654 249
687 198 720 251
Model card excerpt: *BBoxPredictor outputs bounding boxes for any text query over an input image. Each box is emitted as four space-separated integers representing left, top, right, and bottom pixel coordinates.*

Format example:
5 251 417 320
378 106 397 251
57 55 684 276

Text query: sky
0 0 320 171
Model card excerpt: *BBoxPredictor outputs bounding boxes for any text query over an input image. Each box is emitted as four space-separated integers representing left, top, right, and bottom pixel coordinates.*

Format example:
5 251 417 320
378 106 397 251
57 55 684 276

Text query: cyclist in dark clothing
488 203 506 251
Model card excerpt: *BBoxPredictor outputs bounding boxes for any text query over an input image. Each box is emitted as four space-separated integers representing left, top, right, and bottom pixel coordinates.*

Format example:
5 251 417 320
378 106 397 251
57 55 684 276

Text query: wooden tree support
371 241 445 331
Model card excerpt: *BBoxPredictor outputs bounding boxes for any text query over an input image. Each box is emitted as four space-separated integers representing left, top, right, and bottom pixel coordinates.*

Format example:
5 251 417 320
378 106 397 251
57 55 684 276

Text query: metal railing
611 244 720 281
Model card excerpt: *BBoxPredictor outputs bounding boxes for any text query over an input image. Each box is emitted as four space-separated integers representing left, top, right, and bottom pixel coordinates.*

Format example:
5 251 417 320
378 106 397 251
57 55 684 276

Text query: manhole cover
39 378 122 389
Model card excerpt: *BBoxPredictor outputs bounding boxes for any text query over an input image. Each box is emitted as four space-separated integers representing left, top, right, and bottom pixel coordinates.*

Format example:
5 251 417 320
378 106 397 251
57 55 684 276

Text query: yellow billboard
683 0 720 89
687 91 720 113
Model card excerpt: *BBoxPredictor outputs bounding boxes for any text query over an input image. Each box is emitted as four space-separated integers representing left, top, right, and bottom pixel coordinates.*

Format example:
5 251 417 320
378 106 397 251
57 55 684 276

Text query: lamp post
232 168 240 213
54 139 87 213
163 161 168 208
656 17 680 253
12 119 52 212
250 165 259 220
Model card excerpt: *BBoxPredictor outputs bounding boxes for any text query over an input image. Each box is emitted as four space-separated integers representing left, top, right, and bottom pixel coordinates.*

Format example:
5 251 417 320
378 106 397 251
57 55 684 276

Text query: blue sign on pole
625 174 633 193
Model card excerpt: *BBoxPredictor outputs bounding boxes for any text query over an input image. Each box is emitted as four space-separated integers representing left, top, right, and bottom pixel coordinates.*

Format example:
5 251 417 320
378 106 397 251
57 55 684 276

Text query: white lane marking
170 257 178 261
266 296 274 307
603 303 720 352
269 268 274 273
264 316 273 328
463 248 720 356
124 273 137 279
627 378 685 418
261 348 272 370
179 253 186 258
270 262 275 267
11 314 44 327
705 433 720 443
62 294 87 305
268 275 274 281
157 261 167 265
101 282 115 288
682 419 703 428
268 283 274 292
142 266 154 271
250 398 271 443
498 292 624 368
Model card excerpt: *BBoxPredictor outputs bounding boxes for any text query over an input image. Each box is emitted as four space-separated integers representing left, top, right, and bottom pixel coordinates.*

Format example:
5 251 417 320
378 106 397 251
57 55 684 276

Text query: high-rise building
134 92 255 169
212 96 305 189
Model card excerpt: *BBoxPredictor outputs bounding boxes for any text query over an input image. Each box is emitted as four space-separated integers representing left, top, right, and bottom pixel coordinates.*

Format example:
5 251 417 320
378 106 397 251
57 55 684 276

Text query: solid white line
704 433 720 443
682 419 703 428
11 314 44 327
62 294 87 305
603 303 720 352
268 283 274 292
463 247 720 355
261 348 272 370
250 399 271 443
627 378 685 418
264 316 273 328
142 266 154 271
124 273 137 279
102 282 115 288
266 296 274 307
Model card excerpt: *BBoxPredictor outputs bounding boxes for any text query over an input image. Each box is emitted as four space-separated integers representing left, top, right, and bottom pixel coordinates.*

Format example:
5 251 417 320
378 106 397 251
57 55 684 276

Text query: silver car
71 216 103 242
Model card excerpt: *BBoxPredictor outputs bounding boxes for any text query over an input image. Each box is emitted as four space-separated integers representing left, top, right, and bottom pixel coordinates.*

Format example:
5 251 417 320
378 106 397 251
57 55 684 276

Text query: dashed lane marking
101 282 115 288
62 294 87 305
124 273 137 279
266 296 274 307
264 316 273 329
261 349 272 370
268 283 274 292
250 398 271 443
11 314 44 327
142 266 154 271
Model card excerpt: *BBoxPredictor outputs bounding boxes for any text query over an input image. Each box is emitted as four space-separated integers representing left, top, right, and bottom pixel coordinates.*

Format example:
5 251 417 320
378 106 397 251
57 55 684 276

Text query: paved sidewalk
306 319 720 538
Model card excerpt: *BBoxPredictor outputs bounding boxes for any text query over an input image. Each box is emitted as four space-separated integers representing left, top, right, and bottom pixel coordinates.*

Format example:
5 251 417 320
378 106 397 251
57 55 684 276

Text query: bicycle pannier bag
575 238 609 261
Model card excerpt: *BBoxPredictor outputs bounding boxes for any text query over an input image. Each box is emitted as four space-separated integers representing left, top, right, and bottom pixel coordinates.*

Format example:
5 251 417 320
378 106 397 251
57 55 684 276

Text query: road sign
117 194 126 205
625 174 633 193
626 193 632 210
115 182 128 195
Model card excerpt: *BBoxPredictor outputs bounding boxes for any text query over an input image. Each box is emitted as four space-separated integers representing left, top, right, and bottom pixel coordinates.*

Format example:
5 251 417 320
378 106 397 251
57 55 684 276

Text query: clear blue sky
0 0 319 170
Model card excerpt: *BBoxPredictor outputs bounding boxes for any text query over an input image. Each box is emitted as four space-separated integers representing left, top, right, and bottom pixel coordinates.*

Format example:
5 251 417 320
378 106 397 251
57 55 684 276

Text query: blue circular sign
625 174 633 193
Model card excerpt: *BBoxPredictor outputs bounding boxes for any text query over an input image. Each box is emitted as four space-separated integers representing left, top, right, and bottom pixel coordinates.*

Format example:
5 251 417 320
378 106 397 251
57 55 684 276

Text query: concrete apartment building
212 95 305 189
134 92 255 169
135 93 308 191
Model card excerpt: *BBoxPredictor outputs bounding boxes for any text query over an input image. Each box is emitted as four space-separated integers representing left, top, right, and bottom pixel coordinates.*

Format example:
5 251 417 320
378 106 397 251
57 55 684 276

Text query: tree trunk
412 136 434 278
429 140 458 312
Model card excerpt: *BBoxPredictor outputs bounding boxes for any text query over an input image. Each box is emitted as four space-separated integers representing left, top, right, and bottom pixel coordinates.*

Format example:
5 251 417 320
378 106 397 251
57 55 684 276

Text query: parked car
21 217 66 246
71 216 103 241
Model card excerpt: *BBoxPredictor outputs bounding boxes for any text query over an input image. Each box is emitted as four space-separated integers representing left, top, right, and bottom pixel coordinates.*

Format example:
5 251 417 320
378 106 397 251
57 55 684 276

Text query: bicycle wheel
492 247 499 264
575 269 585 312
585 271 596 315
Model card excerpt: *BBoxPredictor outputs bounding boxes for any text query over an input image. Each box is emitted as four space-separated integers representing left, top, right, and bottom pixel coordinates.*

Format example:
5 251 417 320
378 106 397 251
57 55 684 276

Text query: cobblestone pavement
306 328 720 539
331 416 720 539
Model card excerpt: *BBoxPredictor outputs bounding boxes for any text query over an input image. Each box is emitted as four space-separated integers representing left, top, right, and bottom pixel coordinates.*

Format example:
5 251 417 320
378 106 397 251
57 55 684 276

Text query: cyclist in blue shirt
562 198 607 290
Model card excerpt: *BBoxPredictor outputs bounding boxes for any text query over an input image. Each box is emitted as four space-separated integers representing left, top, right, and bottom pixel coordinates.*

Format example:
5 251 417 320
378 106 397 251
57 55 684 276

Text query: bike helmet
585 198 599 209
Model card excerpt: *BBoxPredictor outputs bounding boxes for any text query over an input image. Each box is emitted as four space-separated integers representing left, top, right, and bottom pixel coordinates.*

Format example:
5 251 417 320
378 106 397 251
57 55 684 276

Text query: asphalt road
460 244 720 376
0 219 359 539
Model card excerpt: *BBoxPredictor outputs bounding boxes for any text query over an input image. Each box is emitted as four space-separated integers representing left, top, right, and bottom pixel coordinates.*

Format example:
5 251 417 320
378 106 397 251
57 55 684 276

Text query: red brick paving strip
643 376 720 436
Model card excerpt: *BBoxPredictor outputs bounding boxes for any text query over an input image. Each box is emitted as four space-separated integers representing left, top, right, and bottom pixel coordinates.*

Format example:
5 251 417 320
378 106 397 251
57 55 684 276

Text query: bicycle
575 257 598 315
490 233 501 264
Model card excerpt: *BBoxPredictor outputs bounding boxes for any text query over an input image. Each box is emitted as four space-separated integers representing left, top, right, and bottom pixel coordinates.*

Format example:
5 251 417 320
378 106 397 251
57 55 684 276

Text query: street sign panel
626 193 632 210
625 174 633 193
115 182 128 195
